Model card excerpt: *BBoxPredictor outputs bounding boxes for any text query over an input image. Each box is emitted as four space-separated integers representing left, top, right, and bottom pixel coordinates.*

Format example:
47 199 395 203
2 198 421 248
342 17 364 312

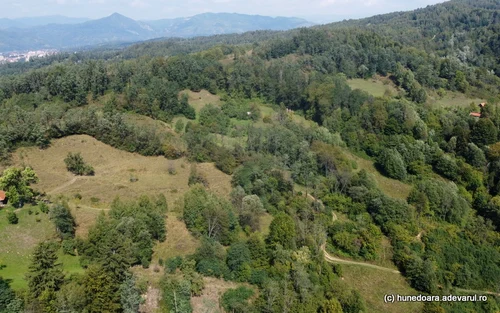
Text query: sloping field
428 91 485 108
346 151 412 200
181 89 222 113
341 265 423 313
348 77 398 98
9 135 231 207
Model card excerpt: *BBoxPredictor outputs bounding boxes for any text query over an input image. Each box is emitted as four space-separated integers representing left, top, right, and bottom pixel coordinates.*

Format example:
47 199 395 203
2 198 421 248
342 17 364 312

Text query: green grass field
428 91 485 108
348 78 398 98
0 206 81 290
341 265 423 313
346 151 412 200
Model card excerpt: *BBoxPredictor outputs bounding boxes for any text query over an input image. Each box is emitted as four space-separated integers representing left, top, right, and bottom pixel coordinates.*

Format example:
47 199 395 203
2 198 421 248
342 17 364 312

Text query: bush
39 202 49 214
188 165 209 187
62 239 76 255
165 256 183 274
6 211 18 224
175 119 185 133
199 104 230 134
64 152 94 176
377 148 407 180
221 287 254 313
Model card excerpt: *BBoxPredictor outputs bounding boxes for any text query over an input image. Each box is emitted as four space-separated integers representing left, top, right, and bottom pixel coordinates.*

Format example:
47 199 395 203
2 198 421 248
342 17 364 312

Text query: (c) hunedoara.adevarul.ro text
384 294 488 303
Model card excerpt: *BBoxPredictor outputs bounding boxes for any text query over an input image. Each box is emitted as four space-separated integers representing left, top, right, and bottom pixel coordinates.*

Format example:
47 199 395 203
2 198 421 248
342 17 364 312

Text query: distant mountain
0 15 90 29
0 18 23 29
14 15 91 27
0 13 313 52
145 13 313 37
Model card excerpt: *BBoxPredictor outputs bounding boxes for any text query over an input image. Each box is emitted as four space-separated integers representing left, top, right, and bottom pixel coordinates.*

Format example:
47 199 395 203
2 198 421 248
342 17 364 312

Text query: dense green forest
1 0 500 312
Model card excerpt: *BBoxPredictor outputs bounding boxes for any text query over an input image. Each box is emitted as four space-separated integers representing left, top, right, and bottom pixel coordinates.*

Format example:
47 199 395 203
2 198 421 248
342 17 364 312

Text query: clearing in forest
348 77 397 97
345 151 412 200
181 89 222 113
428 90 486 108
340 265 423 313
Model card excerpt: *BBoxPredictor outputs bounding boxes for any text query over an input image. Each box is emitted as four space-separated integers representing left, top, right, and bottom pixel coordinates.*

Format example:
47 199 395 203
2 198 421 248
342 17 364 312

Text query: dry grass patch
68 202 105 238
153 213 199 262
8 135 232 238
123 113 175 137
181 89 222 113
11 135 188 206
191 277 240 313
340 265 422 313
259 213 273 236
197 163 232 199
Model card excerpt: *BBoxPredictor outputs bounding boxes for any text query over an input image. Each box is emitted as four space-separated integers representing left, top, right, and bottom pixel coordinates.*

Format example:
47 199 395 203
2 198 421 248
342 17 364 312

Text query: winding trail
323 211 500 296
322 243 400 274
322 210 400 273
48 176 80 194
455 288 500 297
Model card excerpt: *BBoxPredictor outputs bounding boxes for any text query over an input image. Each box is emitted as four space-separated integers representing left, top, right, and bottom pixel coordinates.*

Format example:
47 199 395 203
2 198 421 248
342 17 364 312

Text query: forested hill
1 0 500 312
325 0 500 61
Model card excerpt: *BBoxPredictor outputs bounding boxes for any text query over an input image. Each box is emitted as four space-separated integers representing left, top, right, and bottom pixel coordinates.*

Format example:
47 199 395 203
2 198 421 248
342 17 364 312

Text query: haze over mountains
0 12 313 53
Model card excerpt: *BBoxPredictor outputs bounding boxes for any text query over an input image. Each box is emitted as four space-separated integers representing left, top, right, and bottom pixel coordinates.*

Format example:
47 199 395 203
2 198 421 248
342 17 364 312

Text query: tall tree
26 242 65 312
50 203 76 239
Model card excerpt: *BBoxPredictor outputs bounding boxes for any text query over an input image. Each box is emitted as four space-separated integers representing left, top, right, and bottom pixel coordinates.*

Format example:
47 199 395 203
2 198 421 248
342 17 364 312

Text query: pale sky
4 0 449 22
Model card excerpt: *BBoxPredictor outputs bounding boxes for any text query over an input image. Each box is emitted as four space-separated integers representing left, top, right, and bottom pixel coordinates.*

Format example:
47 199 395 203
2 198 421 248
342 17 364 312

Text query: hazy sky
4 0 448 22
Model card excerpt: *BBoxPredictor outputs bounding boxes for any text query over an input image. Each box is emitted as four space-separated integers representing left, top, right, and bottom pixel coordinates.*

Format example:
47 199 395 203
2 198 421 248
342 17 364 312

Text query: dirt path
455 288 500 297
48 176 80 194
322 244 400 274
324 212 500 296
75 204 110 211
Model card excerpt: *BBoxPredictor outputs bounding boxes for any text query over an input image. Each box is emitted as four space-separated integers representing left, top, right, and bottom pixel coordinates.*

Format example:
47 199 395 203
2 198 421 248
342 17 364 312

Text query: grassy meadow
0 207 81 289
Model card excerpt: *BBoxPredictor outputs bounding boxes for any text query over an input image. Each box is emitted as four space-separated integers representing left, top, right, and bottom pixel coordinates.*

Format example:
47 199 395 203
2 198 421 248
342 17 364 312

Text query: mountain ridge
0 12 313 52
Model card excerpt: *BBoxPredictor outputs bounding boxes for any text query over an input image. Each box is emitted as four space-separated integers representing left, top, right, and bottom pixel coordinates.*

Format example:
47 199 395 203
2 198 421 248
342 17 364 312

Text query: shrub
62 239 76 255
165 256 183 274
39 202 49 214
377 148 407 180
221 287 255 313
64 152 94 176
199 104 230 134
6 211 18 224
188 165 209 187
129 175 138 183
175 119 185 133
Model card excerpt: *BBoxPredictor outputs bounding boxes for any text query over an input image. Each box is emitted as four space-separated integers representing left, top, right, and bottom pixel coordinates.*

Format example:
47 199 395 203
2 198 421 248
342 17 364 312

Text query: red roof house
0 190 6 207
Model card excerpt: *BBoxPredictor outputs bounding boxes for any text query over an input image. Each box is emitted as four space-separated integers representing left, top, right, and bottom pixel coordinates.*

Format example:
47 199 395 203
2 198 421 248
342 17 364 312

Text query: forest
0 0 500 313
